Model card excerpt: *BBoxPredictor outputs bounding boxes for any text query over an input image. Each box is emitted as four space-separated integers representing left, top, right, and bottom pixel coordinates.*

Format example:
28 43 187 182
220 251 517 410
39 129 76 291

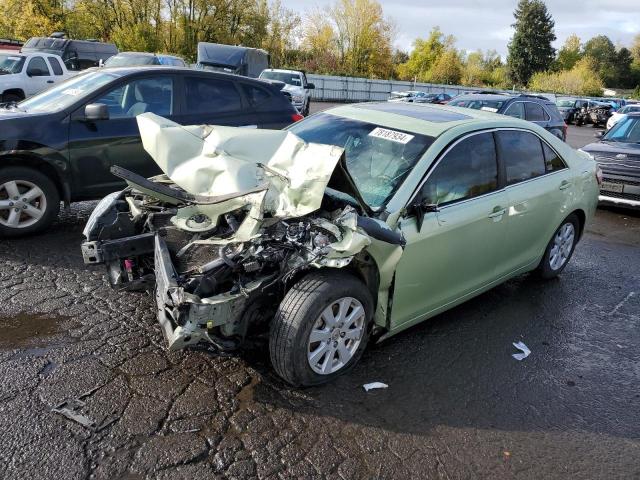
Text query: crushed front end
82 113 401 351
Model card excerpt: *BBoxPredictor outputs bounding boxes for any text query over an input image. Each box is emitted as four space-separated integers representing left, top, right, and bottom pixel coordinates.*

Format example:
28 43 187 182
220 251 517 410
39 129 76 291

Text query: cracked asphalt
1 115 639 479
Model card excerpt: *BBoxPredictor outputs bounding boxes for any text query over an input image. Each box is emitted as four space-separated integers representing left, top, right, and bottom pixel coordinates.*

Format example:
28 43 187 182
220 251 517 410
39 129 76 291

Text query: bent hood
136 113 370 218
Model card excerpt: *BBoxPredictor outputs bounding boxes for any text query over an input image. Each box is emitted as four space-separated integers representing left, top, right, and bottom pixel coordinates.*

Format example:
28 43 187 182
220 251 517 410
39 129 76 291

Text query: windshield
0 54 25 74
18 71 117 113
619 105 640 114
288 113 434 208
448 98 505 112
260 71 302 86
104 55 158 67
556 99 575 107
603 116 640 143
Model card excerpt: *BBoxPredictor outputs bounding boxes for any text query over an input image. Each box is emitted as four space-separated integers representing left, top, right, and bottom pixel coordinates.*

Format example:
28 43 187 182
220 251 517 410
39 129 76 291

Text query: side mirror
411 198 439 232
84 103 109 122
306 83 315 90
594 131 604 138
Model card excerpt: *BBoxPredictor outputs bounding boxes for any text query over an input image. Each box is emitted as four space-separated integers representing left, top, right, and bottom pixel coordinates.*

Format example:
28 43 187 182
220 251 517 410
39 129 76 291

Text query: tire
2 92 23 103
303 101 310 117
0 166 60 237
269 270 374 386
536 213 580 279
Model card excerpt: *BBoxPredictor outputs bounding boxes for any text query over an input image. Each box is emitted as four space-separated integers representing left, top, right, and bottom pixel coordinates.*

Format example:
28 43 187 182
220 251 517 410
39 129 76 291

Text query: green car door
390 131 510 331
496 129 572 272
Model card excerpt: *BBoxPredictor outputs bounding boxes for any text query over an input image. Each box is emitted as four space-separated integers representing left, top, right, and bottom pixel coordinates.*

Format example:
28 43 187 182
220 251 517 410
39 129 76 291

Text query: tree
583 35 617 86
615 47 635 88
396 27 454 81
506 0 556 86
429 49 463 84
556 34 581 70
529 57 603 96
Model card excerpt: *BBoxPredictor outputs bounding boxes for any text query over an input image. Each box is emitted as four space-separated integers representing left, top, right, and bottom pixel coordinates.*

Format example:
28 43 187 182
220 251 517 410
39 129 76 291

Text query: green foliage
396 27 460 82
529 58 603 96
507 0 556 86
555 34 581 70
583 35 617 86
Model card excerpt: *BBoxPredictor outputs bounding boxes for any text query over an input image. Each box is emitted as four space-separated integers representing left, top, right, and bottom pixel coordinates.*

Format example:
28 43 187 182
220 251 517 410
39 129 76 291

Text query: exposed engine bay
82 113 404 351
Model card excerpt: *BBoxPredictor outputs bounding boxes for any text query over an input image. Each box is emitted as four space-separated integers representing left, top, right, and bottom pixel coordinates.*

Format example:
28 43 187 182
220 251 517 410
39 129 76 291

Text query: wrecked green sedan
82 102 600 386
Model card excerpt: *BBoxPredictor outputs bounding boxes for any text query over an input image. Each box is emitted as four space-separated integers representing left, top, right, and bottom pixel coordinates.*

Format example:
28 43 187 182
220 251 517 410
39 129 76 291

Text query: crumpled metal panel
137 113 345 219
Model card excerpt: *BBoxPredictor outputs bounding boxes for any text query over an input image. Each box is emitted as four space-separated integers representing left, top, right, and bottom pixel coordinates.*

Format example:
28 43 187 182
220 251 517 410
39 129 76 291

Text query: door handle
559 180 571 190
488 207 507 219
47 80 54 84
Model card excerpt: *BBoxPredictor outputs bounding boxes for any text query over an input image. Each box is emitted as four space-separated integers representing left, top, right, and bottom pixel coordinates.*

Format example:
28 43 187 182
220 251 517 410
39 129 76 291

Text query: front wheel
0 166 60 237
269 270 373 386
536 214 579 279
302 101 310 116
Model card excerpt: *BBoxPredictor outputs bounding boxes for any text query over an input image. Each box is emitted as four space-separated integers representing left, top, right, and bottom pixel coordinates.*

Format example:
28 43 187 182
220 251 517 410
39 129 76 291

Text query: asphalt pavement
0 105 638 479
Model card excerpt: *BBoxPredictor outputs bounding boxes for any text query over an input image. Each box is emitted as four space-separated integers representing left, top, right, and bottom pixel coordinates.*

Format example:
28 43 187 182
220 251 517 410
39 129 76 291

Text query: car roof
117 52 156 57
324 101 528 137
262 68 301 74
95 66 280 87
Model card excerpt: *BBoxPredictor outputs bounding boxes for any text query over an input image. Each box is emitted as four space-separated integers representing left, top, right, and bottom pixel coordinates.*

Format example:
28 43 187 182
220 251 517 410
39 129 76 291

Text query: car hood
280 84 304 95
581 141 640 160
136 113 372 219
0 107 32 120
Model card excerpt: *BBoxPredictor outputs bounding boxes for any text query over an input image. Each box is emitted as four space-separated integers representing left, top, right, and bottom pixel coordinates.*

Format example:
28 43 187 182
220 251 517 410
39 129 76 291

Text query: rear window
525 102 549 122
448 99 505 112
184 76 242 114
47 56 63 75
496 130 546 185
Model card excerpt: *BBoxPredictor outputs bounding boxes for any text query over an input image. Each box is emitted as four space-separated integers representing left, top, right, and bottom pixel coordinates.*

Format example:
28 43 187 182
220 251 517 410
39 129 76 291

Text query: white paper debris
363 382 388 391
512 341 531 361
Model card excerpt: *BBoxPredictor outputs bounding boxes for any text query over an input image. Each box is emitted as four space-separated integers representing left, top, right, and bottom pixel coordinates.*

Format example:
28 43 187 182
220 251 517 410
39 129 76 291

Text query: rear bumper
599 195 640 208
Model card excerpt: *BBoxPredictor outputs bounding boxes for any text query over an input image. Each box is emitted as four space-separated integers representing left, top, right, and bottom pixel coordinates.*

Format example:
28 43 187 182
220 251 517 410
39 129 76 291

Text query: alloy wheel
549 223 575 271
307 297 365 375
0 180 47 229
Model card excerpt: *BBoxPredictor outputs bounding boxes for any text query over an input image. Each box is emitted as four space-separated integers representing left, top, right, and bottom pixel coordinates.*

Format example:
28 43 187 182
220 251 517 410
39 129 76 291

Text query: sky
281 0 640 59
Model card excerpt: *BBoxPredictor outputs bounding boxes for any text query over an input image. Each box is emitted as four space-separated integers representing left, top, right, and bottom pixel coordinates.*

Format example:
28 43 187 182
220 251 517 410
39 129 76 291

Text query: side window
542 142 566 172
504 102 525 119
47 57 63 75
93 77 174 119
524 102 549 121
241 83 271 107
497 130 546 184
26 56 50 76
420 133 498 206
184 77 242 114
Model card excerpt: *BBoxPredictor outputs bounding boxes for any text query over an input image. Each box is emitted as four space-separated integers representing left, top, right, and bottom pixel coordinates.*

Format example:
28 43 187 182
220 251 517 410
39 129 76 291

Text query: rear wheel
2 92 23 103
269 270 373 386
536 214 579 279
0 167 60 237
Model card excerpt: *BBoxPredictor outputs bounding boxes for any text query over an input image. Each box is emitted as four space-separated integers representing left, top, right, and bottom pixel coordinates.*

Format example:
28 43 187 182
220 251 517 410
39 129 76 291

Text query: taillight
291 113 304 122
595 165 603 185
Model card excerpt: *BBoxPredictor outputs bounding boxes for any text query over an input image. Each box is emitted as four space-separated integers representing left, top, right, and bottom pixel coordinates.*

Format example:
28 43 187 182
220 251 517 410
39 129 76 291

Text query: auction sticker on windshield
369 127 414 144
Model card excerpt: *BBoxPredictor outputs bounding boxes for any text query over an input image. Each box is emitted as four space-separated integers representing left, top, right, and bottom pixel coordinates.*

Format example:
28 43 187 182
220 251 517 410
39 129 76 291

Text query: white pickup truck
0 51 75 102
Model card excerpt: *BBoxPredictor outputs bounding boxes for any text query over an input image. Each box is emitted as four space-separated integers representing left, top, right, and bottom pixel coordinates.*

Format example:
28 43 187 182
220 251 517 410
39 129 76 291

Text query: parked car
103 52 186 68
0 39 22 52
572 100 611 127
389 91 452 104
581 113 640 209
0 52 75 102
196 42 268 78
0 67 302 236
80 102 599 386
606 104 640 130
448 93 567 141
555 98 583 124
259 68 314 116
21 34 118 71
